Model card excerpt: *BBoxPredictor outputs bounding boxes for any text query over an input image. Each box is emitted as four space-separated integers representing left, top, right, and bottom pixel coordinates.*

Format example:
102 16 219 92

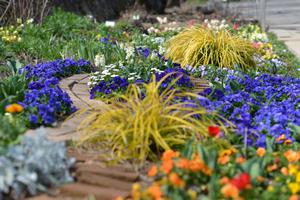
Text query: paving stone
60 183 129 200
66 74 89 81
77 172 133 191
76 163 139 182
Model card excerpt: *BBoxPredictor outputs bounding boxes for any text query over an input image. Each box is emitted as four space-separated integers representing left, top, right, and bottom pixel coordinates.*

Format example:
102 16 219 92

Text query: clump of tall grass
78 74 228 164
165 27 256 70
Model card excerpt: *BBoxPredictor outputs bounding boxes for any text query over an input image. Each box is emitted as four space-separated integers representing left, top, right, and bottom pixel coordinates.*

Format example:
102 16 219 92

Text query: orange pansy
221 184 239 199
176 158 189 170
169 173 185 187
218 155 230 165
220 177 230 185
276 134 286 142
281 167 289 176
161 159 173 174
148 165 158 177
267 164 278 172
161 150 179 162
256 148 266 157
284 150 300 163
147 184 163 200
5 103 23 113
236 157 246 164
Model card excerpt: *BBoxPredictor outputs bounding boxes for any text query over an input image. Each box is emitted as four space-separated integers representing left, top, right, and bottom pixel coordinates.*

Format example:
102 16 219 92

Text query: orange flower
284 140 293 145
276 134 286 142
189 159 205 172
236 157 246 164
161 150 179 162
202 166 213 176
114 196 124 200
267 164 278 172
176 158 189 170
161 159 173 174
221 184 239 199
289 195 299 200
148 165 158 177
284 150 300 163
220 148 237 157
5 103 23 113
218 155 230 165
169 173 185 187
256 148 266 157
147 184 162 200
220 177 230 185
281 167 289 176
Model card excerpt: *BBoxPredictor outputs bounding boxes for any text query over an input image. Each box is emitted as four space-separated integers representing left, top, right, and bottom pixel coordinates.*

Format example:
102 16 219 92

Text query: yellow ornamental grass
79 74 228 164
165 27 256 70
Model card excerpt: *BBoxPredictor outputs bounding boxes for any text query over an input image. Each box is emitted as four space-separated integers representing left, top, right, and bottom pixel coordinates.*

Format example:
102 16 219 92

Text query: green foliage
0 114 26 149
267 32 300 76
79 75 227 164
5 9 99 61
0 73 28 114
166 27 256 70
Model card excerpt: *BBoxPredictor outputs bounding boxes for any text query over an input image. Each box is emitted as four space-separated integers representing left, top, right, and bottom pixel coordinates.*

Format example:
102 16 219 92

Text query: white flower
156 17 168 24
26 18 34 24
111 74 118 77
128 77 135 81
102 69 110 74
132 15 140 20
94 54 105 68
105 21 115 27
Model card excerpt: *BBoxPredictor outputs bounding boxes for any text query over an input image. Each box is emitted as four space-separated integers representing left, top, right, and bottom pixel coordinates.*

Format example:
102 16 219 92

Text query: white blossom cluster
204 19 229 32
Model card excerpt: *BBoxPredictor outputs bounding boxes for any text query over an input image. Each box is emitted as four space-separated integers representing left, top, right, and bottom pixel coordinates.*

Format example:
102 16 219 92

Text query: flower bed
0 10 300 200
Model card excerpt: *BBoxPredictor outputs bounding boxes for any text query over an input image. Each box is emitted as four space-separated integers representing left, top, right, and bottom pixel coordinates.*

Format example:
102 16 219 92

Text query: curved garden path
26 74 139 200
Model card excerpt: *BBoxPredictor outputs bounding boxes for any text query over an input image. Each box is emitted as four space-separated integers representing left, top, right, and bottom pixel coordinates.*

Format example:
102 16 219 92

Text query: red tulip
230 173 251 190
208 126 220 137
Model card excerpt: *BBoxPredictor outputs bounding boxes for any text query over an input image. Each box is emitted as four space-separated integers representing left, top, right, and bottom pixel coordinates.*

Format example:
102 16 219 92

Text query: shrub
79 74 227 164
165 27 256 70
0 129 75 199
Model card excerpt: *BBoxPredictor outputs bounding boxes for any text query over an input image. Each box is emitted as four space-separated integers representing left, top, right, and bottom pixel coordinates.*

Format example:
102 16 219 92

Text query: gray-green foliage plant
0 129 75 199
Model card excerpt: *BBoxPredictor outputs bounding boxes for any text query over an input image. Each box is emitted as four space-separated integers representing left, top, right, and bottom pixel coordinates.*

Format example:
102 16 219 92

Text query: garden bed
0 4 300 200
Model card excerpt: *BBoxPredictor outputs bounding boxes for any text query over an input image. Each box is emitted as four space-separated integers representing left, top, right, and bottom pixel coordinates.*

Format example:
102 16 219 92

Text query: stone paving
229 0 300 58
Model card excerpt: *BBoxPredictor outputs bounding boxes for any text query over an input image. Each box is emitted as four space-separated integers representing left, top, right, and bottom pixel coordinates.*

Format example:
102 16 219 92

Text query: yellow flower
187 189 197 200
289 165 299 175
288 182 300 194
296 172 300 183
267 185 274 192
132 183 141 200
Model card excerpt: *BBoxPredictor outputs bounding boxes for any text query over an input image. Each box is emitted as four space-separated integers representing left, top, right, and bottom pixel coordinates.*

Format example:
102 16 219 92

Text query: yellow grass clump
78 74 229 164
165 27 256 70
